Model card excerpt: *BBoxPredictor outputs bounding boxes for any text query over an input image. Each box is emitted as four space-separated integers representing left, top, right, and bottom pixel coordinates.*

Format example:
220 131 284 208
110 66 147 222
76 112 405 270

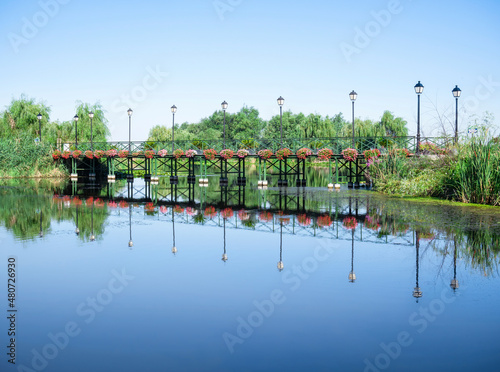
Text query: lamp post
414 81 424 154
349 91 357 148
277 96 284 147
171 105 177 153
127 108 133 152
221 101 228 149
172 207 177 254
222 218 228 262
73 115 79 148
452 85 461 145
88 111 95 151
37 113 42 142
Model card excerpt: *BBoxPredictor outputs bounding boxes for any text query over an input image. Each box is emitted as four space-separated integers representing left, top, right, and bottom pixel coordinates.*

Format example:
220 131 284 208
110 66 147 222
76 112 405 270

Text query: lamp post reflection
450 237 459 290
39 211 43 238
75 205 80 235
128 204 133 248
172 207 177 254
349 229 356 283
413 231 422 301
222 218 228 262
277 218 284 271
90 204 96 241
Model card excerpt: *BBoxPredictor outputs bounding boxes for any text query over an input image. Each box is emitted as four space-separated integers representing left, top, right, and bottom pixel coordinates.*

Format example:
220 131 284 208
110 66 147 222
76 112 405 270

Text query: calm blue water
1 179 499 372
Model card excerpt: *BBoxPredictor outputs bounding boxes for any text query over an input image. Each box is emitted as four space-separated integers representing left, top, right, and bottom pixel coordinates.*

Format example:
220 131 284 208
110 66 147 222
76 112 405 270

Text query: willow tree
0 95 51 139
74 102 110 144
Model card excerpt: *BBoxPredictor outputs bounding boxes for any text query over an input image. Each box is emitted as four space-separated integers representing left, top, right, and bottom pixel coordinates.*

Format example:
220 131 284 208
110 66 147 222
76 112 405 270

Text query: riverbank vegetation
368 124 500 206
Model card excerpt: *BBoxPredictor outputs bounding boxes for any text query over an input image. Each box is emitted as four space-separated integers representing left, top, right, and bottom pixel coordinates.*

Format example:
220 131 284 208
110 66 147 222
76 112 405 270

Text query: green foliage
0 135 67 177
447 130 500 206
0 95 51 139
74 102 110 144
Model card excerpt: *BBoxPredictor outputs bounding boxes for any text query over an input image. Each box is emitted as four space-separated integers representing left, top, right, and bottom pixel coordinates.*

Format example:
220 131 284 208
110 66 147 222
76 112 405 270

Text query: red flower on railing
159 206 168 214
107 201 118 208
173 149 184 159
158 149 168 157
94 150 105 159
275 148 293 161
317 148 333 160
296 148 312 160
94 198 105 207
85 151 93 159
86 197 94 206
185 149 197 158
317 215 332 228
72 150 82 159
72 197 82 206
52 150 61 160
341 148 358 162
237 149 249 158
258 149 273 160
220 149 234 160
186 207 196 216
342 216 358 230
61 150 71 159
106 149 118 158
204 149 217 161
363 149 381 161
118 150 129 158
145 150 155 159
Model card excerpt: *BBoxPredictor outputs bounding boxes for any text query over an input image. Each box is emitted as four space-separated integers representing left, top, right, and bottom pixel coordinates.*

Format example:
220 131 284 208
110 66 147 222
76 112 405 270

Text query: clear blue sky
1 0 499 141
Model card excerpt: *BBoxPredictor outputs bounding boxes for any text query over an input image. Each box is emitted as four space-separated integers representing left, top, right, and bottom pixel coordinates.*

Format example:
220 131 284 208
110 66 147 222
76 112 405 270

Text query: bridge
56 136 452 188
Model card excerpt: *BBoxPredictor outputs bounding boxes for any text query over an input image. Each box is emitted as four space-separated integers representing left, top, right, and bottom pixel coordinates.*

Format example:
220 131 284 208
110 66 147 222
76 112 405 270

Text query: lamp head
414 81 424 95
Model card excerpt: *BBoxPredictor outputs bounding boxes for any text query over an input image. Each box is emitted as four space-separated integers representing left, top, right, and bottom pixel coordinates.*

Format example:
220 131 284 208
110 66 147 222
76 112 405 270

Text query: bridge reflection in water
61 178 453 302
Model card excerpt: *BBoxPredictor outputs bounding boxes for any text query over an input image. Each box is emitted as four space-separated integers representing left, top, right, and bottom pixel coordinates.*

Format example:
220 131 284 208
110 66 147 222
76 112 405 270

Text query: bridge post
127 156 134 183
237 157 246 186
170 157 178 185
187 157 196 184
144 158 151 181
348 161 353 188
220 158 229 186
354 158 360 188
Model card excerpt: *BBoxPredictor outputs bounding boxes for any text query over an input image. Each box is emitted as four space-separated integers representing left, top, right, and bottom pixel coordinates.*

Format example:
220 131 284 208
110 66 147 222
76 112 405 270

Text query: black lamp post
222 218 228 262
277 219 284 271
221 101 228 149
127 108 133 152
73 115 79 148
88 111 95 151
349 91 357 148
414 81 424 154
171 105 177 153
277 96 285 147
37 113 42 142
172 207 177 255
452 85 461 145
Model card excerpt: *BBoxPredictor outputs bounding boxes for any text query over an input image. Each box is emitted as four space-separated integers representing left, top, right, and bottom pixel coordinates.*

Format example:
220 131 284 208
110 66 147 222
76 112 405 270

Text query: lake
1 175 499 372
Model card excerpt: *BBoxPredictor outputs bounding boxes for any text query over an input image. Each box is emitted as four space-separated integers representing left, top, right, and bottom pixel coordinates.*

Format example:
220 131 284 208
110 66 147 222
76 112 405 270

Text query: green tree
74 102 110 144
0 95 51 140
